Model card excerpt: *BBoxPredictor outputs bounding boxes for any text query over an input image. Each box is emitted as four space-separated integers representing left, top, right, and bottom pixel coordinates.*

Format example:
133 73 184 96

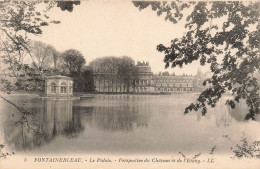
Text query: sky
32 0 210 75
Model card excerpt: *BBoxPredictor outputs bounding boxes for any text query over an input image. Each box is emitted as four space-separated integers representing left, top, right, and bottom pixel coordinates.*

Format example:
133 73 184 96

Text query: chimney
146 62 149 66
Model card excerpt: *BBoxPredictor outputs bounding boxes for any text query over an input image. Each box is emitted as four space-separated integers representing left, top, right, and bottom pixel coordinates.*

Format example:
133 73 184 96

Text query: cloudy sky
32 0 210 75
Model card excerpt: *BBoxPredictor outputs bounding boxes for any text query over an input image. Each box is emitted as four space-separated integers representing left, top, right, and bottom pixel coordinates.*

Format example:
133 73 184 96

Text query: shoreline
0 91 234 97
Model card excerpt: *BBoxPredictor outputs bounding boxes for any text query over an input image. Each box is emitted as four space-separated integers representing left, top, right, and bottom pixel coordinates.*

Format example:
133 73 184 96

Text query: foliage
0 144 15 159
89 56 138 93
162 71 170 76
133 1 260 120
70 68 95 93
56 1 80 12
30 41 59 69
232 133 260 159
14 64 45 91
0 1 60 65
0 1 80 93
1 63 46 92
58 49 95 93
117 56 138 92
60 49 86 74
0 1 55 92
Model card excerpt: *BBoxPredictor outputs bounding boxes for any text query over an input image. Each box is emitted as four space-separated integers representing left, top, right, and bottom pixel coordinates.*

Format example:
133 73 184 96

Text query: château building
134 61 154 93
194 68 212 92
153 74 196 93
93 61 208 93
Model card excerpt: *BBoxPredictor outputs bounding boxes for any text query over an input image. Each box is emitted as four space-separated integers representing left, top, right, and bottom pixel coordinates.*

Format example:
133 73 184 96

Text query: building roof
46 75 73 80
153 75 195 79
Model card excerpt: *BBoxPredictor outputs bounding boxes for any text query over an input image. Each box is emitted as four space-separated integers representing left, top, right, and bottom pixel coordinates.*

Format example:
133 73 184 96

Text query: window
61 83 67 93
69 82 72 93
51 82 56 93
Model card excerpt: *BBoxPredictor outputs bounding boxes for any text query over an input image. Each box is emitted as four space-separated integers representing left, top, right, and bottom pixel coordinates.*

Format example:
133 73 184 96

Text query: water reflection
228 100 251 122
3 95 151 151
213 99 233 128
196 98 252 128
3 99 84 151
87 103 150 131
45 100 84 138
74 95 151 131
1 94 258 154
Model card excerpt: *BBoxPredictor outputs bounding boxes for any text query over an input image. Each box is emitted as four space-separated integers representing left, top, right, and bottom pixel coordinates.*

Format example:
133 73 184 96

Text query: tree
117 56 138 93
89 56 138 93
72 68 95 93
56 1 80 12
89 56 121 92
162 71 170 76
59 49 91 93
81 68 95 93
0 1 80 92
133 1 260 120
0 0 81 153
30 41 59 70
60 49 86 74
0 1 54 92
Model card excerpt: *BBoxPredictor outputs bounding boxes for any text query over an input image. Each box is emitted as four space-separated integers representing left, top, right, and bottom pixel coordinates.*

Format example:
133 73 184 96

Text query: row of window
160 84 194 87
155 79 193 83
137 75 153 78
50 83 72 94
156 87 194 92
135 80 151 85
94 81 194 87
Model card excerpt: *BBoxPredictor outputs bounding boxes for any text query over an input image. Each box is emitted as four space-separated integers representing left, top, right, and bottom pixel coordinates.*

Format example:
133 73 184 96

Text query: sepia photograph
0 0 259 168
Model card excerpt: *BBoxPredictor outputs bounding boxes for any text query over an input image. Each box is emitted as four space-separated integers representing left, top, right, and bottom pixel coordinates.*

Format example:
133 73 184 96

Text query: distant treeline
89 56 138 93
1 41 138 93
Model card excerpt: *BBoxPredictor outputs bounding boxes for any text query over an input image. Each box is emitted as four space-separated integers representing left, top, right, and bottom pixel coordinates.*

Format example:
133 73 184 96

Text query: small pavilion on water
45 75 73 97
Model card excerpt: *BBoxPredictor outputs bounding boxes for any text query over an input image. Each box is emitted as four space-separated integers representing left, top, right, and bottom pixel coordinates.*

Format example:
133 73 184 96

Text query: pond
0 94 259 155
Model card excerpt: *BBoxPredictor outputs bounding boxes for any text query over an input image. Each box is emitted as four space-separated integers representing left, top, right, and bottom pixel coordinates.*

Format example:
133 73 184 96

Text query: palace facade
153 74 196 93
133 61 154 93
93 61 209 93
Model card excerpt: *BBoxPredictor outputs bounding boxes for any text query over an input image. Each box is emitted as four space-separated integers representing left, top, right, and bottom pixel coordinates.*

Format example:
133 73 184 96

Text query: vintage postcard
0 0 260 169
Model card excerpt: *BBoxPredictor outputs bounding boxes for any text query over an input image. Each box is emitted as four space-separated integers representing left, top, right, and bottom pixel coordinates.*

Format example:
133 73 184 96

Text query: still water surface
1 94 259 155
